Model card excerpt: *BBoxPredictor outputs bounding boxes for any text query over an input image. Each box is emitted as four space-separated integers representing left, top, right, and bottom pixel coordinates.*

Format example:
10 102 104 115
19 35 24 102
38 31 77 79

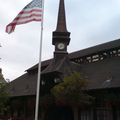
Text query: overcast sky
0 0 120 81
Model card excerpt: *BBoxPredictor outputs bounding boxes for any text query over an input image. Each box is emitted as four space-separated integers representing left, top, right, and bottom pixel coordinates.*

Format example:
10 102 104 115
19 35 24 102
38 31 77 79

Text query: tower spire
52 0 70 62
55 0 67 32
52 0 70 45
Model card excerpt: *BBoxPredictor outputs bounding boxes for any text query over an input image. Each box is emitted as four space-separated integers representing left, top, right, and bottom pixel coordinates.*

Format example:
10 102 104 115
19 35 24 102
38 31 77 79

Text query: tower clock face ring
57 43 65 49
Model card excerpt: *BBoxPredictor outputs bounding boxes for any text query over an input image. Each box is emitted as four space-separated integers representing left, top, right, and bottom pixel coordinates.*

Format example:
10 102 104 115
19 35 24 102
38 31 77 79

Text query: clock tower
52 0 70 62
42 0 80 88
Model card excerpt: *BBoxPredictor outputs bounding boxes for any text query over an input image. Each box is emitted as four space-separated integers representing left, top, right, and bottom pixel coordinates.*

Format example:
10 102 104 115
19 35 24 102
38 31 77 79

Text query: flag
6 0 43 34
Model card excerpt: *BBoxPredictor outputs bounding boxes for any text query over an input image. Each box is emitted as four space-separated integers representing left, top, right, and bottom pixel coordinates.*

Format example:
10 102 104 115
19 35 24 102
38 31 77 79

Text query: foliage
51 72 94 107
0 74 4 81
0 69 5 82
0 83 9 115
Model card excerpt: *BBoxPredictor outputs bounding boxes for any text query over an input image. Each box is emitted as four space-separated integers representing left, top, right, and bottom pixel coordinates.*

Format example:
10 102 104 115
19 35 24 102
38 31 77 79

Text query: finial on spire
55 0 68 32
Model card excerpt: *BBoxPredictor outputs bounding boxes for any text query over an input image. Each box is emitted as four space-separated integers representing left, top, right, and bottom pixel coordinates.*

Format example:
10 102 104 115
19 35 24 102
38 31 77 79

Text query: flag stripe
16 12 42 19
11 14 42 24
18 9 42 15
9 18 41 25
6 0 43 34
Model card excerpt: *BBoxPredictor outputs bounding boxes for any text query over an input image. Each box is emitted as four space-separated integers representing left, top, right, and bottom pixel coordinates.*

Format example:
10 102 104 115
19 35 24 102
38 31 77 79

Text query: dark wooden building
5 0 120 120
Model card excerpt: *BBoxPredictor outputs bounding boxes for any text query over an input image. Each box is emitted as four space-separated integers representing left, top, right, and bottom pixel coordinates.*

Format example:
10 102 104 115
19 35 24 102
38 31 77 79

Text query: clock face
57 43 65 50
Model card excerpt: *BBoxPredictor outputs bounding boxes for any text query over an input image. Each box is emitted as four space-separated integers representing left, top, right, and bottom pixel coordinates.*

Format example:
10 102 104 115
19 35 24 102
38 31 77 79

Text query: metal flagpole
35 0 45 120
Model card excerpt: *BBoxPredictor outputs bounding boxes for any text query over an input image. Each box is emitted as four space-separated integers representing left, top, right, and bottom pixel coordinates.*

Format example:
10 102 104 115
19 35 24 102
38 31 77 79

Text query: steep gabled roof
7 56 120 97
69 39 120 59
82 56 120 90
26 59 52 72
7 73 37 97
7 39 120 97
41 56 80 76
27 39 120 72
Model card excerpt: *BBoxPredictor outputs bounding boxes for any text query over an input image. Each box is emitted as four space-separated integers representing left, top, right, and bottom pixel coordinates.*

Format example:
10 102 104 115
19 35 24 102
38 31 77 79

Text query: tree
51 72 94 120
0 68 5 82
0 83 9 116
0 68 9 116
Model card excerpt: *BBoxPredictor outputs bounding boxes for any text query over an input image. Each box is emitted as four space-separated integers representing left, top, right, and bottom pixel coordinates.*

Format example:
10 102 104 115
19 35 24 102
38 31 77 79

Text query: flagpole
35 0 45 120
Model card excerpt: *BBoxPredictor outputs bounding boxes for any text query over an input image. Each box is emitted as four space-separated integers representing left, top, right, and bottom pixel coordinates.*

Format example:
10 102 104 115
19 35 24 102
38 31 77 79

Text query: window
80 110 91 120
54 78 61 83
41 80 45 85
116 109 120 120
96 108 110 120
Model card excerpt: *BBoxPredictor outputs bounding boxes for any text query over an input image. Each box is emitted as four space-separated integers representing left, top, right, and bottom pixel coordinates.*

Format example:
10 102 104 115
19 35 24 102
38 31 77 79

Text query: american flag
6 0 43 34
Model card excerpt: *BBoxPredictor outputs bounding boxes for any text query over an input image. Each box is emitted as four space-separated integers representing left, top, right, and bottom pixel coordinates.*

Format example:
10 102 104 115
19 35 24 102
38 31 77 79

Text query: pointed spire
52 0 70 46
55 0 68 32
